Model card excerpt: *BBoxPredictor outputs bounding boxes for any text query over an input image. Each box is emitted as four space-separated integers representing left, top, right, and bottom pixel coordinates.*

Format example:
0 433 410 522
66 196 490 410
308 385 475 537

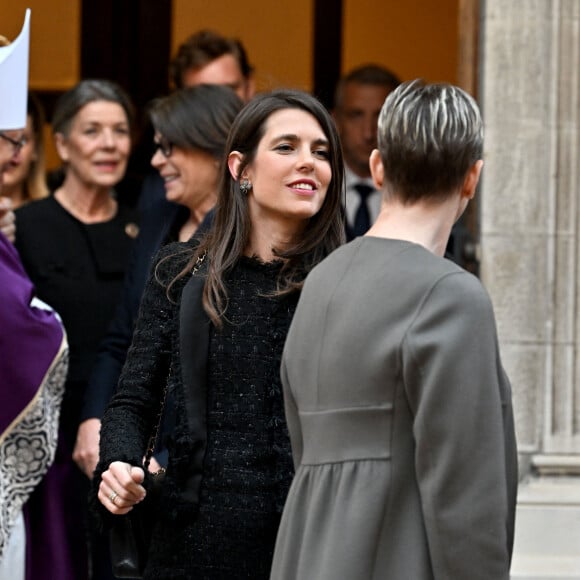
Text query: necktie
352 183 374 237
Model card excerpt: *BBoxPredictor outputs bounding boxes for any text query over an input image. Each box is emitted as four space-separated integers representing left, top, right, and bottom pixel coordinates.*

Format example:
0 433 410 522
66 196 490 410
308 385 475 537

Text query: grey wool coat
270 236 518 580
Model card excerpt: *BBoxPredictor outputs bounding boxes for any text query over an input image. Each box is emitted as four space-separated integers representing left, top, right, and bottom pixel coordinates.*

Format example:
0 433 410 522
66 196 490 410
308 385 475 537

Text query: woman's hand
73 418 101 479
98 461 146 515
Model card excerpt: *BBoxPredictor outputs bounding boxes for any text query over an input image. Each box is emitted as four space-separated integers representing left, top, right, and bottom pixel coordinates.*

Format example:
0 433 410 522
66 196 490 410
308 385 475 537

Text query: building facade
480 1 580 577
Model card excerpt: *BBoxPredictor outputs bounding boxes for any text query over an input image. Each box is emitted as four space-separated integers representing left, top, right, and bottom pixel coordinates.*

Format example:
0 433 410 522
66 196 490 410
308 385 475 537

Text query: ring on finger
109 491 119 505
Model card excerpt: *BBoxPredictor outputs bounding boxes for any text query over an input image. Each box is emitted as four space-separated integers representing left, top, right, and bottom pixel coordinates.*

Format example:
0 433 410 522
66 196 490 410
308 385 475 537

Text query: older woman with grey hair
270 79 518 580
14 79 138 580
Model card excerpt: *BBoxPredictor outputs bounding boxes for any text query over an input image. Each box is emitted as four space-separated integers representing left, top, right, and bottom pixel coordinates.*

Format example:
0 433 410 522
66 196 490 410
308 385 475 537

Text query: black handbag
109 468 165 578
109 508 149 578
108 382 167 579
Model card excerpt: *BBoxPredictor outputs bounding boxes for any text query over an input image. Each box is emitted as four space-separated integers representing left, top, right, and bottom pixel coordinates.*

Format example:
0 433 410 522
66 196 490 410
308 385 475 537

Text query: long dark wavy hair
169 89 345 326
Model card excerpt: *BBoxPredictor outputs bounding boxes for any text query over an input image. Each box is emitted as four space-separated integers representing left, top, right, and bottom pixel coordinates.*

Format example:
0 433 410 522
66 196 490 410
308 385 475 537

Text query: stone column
480 0 580 577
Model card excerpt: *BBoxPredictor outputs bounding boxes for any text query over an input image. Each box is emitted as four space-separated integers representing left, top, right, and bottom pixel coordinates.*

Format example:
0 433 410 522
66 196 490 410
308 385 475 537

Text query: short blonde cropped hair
378 79 483 202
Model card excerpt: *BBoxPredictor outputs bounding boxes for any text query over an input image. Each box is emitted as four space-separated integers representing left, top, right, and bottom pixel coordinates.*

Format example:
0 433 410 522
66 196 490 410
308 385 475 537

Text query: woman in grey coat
270 80 518 580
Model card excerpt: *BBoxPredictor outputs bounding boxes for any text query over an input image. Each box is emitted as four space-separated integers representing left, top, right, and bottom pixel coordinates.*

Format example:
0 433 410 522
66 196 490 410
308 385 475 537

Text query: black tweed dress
108 254 297 580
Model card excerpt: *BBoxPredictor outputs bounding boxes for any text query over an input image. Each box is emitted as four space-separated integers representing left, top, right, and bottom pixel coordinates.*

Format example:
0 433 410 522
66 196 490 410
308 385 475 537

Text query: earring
240 179 252 195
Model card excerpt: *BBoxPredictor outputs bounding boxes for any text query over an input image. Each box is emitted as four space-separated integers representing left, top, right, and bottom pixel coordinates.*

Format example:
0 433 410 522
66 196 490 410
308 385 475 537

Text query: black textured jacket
92 241 299 578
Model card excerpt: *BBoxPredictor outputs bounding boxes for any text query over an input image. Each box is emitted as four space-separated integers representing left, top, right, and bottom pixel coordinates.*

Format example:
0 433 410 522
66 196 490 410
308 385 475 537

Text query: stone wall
481 0 580 469
480 1 580 576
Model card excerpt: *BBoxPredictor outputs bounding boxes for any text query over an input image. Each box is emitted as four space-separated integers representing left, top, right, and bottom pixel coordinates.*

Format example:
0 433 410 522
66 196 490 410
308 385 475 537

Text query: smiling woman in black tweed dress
92 89 345 579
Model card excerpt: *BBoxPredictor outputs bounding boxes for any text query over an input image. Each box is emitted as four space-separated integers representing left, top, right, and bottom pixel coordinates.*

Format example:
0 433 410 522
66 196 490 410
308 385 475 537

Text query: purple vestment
0 231 68 575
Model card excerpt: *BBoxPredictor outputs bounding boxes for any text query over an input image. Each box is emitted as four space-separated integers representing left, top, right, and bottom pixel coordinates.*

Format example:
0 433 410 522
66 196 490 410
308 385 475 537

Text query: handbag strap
143 250 207 471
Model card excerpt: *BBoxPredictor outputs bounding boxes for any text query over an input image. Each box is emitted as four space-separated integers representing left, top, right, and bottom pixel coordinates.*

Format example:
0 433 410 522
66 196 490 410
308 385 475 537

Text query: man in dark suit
332 64 400 240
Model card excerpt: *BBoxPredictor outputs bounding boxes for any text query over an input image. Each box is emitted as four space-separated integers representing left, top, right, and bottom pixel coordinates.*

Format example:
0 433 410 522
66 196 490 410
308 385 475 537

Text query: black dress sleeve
90 241 193 527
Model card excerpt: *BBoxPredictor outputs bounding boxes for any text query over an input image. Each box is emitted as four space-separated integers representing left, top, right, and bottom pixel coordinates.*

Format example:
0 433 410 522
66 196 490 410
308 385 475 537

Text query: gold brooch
125 222 139 239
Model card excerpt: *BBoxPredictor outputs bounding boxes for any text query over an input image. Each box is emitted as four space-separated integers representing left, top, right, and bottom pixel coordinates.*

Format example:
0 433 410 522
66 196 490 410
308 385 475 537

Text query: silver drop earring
240 179 252 195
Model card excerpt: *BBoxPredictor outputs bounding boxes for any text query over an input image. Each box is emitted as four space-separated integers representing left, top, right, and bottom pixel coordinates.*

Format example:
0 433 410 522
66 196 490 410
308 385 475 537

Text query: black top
175 256 295 577
96 248 297 579
80 194 184 421
15 196 138 444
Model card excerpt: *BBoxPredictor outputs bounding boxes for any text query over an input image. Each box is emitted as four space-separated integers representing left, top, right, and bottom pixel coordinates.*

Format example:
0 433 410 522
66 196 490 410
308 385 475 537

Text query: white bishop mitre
0 9 31 130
